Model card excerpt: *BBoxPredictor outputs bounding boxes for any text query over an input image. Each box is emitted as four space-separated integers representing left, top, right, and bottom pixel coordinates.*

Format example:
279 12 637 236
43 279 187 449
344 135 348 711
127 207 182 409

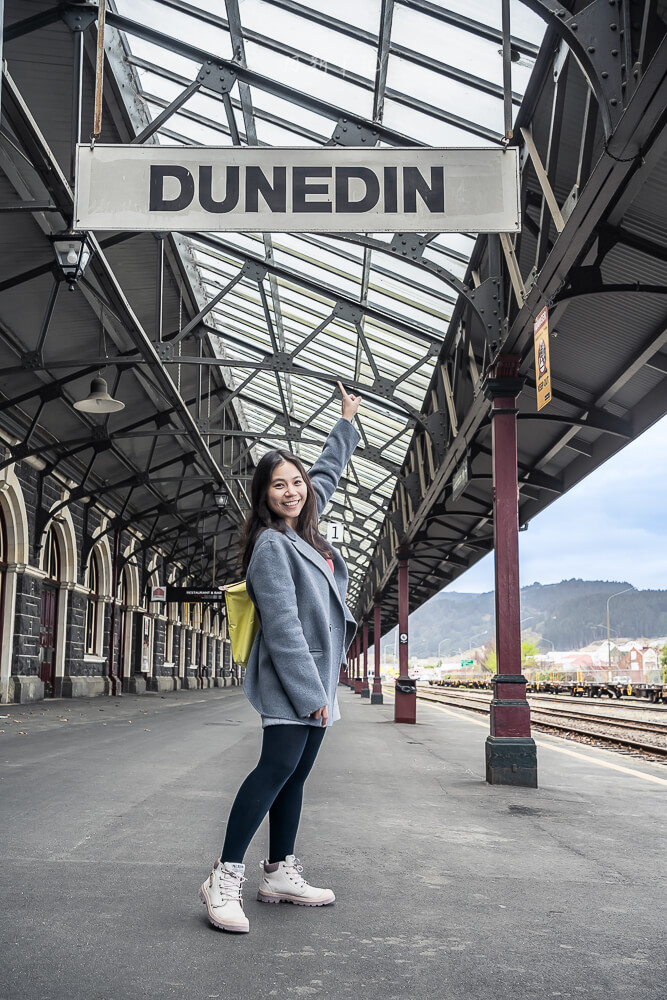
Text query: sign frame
74 144 521 234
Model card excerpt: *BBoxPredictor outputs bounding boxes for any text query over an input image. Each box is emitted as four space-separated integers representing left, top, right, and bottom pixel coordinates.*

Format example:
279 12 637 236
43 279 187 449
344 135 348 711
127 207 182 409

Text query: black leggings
221 724 326 864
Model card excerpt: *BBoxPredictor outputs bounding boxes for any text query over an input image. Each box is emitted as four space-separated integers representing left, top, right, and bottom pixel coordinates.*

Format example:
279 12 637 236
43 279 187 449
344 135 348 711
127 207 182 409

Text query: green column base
485 736 538 788
370 692 384 704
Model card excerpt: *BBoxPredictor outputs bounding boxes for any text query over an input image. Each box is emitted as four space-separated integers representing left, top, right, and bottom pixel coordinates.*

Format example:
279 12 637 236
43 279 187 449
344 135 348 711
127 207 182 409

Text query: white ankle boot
199 860 250 932
257 855 335 906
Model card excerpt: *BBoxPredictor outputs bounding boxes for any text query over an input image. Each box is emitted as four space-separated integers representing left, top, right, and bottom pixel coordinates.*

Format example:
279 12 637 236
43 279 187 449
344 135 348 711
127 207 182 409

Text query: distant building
618 644 661 681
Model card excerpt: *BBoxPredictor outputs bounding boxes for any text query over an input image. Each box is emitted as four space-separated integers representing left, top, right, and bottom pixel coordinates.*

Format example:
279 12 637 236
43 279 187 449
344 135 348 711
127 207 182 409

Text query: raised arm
309 382 362 515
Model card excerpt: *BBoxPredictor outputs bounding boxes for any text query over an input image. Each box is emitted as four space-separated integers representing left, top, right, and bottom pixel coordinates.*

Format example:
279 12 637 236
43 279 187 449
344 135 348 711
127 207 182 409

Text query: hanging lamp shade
73 376 125 413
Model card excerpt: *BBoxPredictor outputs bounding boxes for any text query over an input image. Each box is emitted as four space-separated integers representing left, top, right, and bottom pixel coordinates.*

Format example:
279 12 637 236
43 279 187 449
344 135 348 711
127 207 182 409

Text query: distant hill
386 580 667 656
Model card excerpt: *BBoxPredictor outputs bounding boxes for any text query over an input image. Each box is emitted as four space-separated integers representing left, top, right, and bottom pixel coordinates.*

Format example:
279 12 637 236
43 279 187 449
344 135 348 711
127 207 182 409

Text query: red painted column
395 545 416 723
484 356 537 786
371 596 383 705
354 634 363 694
361 620 370 698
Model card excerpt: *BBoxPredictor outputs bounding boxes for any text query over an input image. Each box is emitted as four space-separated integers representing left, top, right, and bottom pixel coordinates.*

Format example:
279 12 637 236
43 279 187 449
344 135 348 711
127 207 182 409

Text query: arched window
118 566 128 606
43 525 61 582
84 551 100 655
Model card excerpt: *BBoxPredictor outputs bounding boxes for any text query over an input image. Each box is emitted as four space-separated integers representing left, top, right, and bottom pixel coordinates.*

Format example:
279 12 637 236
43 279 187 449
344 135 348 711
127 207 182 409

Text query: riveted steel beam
0 66 241 528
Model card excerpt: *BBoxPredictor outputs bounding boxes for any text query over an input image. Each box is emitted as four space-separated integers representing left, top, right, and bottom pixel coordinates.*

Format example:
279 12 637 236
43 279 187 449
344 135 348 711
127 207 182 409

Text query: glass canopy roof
108 0 546 604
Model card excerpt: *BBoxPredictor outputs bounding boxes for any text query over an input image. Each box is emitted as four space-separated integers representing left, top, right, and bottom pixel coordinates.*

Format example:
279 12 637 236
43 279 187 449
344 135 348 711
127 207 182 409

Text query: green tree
521 640 539 670
479 642 497 674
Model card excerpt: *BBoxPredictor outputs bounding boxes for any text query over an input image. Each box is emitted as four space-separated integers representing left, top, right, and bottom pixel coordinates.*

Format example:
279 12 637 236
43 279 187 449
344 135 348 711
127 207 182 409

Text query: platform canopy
1 1 666 632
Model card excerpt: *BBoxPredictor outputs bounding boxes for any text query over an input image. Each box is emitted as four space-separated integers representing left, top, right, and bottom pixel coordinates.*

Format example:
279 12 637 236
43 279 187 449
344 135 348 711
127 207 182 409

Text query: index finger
336 380 349 399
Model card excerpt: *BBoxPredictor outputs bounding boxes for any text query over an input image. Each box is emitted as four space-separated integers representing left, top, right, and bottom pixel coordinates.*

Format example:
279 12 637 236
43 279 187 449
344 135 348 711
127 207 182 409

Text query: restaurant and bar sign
165 586 226 604
74 145 520 233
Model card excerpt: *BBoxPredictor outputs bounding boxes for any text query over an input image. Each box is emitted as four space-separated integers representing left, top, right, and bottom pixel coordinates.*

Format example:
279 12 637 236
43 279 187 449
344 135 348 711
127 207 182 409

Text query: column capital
483 354 524 401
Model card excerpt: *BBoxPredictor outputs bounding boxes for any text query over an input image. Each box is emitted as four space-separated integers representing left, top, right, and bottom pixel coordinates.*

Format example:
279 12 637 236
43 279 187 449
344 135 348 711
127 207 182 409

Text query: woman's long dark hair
240 449 331 573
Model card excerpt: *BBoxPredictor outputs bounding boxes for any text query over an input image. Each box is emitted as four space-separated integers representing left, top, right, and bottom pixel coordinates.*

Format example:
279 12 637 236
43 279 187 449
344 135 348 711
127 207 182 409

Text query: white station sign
74 145 520 233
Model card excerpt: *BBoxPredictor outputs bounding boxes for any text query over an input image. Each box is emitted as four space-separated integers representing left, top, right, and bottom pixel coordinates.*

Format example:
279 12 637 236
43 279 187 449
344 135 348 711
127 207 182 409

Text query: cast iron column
361 620 370 698
484 356 537 786
371 596 384 704
395 545 416 723
354 634 362 694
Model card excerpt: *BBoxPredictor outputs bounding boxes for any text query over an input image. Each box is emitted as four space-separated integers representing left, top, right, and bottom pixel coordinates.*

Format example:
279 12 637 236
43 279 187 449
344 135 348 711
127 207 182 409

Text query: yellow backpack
224 581 259 668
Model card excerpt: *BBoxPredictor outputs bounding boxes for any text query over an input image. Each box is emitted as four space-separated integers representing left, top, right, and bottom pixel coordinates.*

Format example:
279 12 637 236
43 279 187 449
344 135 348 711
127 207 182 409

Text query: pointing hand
337 380 361 422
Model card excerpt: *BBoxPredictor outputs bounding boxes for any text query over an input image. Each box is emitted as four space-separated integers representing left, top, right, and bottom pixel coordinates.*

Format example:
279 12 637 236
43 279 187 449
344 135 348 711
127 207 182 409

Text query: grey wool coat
243 418 360 726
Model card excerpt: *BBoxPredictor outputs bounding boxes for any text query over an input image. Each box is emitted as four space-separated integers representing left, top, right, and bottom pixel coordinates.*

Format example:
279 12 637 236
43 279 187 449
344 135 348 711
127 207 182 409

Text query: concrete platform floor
1 685 666 1000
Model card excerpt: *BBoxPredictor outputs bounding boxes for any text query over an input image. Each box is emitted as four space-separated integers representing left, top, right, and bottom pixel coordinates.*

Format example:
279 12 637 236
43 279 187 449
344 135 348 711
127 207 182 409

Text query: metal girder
2 5 63 43
405 0 640 139
224 0 297 440
131 60 237 146
506 55 667 364
106 10 418 148
320 231 480 322
107 5 512 146
258 0 539 62
186 233 452 347
1 67 244 528
38 449 205 536
376 0 397 122
85 482 221 558
0 60 240 491
133 63 327 146
158 352 432 427
354 29 667 621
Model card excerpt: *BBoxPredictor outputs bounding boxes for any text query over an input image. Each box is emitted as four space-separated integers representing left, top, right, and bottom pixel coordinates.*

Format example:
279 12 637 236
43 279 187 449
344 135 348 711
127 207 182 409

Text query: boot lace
215 868 247 902
284 857 309 888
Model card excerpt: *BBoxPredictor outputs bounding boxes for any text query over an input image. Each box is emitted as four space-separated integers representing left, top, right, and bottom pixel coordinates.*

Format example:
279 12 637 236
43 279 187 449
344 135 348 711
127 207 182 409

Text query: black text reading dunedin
149 163 447 215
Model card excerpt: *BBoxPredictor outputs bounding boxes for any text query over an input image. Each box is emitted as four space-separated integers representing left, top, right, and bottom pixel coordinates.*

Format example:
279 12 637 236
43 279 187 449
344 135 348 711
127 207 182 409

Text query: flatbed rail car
528 680 666 702
428 677 665 702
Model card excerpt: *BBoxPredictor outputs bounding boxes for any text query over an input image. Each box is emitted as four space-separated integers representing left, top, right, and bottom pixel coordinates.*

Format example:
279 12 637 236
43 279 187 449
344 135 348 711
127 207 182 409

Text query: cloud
451 414 667 593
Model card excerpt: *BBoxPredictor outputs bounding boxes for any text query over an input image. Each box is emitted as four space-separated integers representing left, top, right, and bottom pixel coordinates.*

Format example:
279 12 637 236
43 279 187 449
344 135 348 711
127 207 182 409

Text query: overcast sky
449 413 667 594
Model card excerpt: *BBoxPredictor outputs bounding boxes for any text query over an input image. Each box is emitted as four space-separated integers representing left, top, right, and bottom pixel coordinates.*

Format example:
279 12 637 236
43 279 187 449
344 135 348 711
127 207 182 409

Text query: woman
200 381 361 933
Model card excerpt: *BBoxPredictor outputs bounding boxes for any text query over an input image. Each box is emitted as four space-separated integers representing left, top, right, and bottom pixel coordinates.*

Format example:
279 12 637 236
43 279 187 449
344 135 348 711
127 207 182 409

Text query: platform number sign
326 522 344 543
399 633 408 644
534 306 552 411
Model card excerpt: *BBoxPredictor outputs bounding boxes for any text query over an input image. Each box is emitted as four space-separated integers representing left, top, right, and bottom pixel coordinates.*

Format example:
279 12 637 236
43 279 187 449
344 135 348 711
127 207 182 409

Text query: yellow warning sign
533 306 551 411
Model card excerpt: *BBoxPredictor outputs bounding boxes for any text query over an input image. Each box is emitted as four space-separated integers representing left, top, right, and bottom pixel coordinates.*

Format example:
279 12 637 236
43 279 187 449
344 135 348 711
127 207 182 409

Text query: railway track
414 686 667 757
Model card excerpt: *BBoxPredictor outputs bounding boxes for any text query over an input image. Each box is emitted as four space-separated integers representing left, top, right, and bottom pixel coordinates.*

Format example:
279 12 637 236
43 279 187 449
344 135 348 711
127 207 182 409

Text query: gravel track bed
415 687 667 763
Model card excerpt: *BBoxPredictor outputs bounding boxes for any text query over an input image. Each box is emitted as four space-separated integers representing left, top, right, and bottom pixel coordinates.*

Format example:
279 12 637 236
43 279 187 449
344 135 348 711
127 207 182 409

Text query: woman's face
266 460 308 528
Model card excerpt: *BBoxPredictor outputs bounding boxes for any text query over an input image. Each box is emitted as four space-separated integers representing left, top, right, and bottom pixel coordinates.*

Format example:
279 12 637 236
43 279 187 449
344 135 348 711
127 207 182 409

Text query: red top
325 556 335 574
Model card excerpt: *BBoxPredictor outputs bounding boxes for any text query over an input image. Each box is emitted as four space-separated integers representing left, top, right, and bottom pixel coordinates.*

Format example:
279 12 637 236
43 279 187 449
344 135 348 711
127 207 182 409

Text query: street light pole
469 628 488 652
606 588 634 678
